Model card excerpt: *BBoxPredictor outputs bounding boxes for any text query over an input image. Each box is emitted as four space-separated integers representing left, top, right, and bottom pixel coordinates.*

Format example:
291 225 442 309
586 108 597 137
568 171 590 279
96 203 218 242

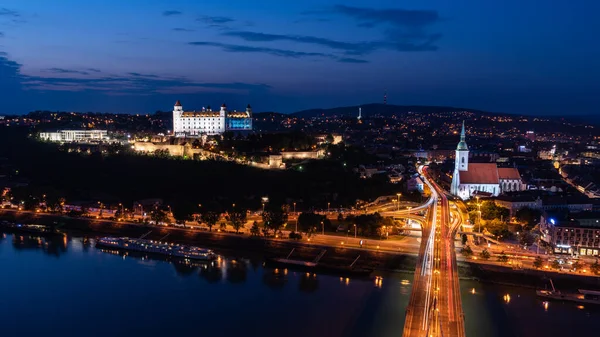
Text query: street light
321 221 324 235
396 193 402 211
476 196 482 233
353 224 357 238
327 202 331 214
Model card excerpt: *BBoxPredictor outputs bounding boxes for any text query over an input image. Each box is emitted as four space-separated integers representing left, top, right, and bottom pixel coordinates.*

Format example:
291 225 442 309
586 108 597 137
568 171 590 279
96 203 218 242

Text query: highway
402 166 465 337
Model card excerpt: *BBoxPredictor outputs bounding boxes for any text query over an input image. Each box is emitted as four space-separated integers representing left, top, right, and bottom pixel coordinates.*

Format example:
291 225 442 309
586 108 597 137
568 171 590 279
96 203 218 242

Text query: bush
480 249 491 260
533 256 543 269
461 245 473 257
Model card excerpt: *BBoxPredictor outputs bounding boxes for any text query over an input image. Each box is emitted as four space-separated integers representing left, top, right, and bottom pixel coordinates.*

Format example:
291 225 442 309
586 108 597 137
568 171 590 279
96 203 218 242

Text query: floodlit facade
173 100 252 136
39 130 109 143
450 121 524 200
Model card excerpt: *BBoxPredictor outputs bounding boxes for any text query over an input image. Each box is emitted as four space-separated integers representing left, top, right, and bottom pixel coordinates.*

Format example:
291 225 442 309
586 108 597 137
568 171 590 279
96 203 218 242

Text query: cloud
188 41 368 63
45 68 90 75
300 5 442 52
163 10 182 17
173 28 194 32
332 5 440 28
223 31 374 54
223 29 438 54
0 8 19 17
198 16 234 24
337 58 369 64
197 16 234 29
87 68 102 73
128 72 160 78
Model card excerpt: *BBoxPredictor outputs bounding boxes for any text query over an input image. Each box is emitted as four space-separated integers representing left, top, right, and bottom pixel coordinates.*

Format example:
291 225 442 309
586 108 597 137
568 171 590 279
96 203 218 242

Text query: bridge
401 167 466 337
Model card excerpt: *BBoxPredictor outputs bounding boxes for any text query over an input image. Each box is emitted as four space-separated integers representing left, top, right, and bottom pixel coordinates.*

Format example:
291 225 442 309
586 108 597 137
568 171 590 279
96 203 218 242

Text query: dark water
0 233 597 337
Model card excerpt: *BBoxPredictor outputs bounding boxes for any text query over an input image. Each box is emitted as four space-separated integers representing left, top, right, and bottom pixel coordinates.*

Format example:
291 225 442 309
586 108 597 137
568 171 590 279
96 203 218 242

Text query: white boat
96 237 216 261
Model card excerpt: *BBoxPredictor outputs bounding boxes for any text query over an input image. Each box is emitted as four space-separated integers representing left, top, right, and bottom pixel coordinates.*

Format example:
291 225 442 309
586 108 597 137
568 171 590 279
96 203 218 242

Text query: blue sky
0 0 599 115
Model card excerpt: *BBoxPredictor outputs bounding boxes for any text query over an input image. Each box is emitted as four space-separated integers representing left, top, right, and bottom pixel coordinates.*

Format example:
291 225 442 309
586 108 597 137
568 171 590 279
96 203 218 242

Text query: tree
590 260 600 275
227 207 247 233
533 256 543 269
571 261 582 271
461 245 473 257
172 203 196 226
289 231 302 240
262 205 288 236
519 231 535 247
250 221 260 237
485 219 510 238
297 212 326 236
200 211 221 231
150 208 168 224
515 207 541 229
461 234 468 245
551 260 561 270
497 252 509 263
480 249 491 260
325 133 334 144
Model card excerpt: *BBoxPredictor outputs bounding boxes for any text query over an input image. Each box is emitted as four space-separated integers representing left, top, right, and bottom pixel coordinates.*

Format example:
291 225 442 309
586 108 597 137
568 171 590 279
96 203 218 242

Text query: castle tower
173 100 183 135
358 107 362 120
246 104 252 117
220 103 227 117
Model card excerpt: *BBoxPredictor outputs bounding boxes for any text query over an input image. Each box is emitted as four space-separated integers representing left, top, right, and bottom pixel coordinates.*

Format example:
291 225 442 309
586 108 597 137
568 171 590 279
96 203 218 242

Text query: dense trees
226 207 247 233
261 205 288 236
297 212 326 236
200 211 220 231
0 128 398 214
515 207 541 229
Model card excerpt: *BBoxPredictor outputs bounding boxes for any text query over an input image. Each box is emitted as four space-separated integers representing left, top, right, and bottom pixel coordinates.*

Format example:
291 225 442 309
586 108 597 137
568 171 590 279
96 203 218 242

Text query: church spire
457 120 468 151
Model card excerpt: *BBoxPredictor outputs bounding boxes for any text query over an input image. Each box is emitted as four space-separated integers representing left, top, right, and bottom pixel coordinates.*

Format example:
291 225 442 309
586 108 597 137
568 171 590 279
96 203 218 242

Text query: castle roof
221 103 227 108
175 100 182 107
459 163 499 184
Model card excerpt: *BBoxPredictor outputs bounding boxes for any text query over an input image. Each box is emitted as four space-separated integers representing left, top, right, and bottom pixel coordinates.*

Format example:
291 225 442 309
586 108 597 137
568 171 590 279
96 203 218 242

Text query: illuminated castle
172 100 252 136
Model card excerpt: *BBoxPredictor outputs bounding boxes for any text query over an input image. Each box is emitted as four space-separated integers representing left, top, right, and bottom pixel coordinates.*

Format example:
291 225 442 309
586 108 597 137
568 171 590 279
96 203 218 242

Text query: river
0 233 597 337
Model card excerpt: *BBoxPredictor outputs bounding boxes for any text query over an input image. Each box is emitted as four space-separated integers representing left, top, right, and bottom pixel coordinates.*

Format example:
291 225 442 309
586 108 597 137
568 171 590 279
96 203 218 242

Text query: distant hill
253 112 287 119
291 103 497 119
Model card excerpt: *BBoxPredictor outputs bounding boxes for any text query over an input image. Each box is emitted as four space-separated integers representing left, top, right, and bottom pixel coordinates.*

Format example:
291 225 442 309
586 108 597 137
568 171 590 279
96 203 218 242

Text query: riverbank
0 210 418 272
4 209 600 290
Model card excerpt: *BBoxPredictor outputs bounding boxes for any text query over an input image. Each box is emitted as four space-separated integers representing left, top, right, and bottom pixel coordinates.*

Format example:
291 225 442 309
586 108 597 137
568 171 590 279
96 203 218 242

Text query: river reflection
1 233 598 337
10 233 68 257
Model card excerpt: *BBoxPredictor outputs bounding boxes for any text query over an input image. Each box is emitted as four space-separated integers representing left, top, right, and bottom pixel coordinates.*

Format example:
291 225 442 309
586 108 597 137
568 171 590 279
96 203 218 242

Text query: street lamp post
262 202 265 214
353 224 357 238
294 202 298 233
321 221 324 235
327 202 330 214
476 196 482 233
396 193 401 211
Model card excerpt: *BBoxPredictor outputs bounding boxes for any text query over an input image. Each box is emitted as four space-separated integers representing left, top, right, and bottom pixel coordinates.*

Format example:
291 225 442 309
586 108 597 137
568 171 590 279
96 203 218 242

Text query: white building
450 121 524 200
172 101 252 136
39 130 109 143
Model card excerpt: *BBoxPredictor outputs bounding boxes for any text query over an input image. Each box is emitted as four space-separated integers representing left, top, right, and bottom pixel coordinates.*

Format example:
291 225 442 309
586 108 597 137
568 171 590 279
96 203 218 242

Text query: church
450 122 523 200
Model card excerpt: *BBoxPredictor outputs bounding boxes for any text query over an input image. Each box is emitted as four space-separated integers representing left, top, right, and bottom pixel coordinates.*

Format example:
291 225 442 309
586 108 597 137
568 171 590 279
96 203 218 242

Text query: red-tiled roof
459 163 499 184
498 167 521 179
175 100 182 107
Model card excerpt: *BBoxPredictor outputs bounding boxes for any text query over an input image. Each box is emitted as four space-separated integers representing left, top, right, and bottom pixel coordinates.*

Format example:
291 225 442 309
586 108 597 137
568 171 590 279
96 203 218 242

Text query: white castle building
172 100 252 136
450 121 524 200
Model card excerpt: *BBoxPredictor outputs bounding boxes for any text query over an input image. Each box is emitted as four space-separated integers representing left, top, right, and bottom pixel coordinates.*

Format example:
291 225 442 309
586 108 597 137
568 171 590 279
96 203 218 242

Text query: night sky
0 1 598 115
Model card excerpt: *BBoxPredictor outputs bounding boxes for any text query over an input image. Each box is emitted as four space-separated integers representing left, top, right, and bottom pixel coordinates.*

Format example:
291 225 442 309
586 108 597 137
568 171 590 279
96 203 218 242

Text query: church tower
173 100 183 135
455 121 469 171
451 121 469 196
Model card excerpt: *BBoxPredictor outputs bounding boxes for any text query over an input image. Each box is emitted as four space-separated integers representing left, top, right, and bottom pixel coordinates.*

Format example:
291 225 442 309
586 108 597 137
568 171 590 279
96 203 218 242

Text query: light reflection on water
1 233 598 337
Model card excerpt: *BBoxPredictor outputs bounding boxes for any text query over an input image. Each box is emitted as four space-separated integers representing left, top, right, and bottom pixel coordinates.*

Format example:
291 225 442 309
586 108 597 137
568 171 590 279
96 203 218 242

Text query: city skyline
1 1 599 115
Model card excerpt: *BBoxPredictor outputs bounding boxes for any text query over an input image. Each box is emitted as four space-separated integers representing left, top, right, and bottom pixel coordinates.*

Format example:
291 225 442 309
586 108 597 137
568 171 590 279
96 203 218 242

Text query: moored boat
536 279 600 305
265 249 373 277
96 237 216 261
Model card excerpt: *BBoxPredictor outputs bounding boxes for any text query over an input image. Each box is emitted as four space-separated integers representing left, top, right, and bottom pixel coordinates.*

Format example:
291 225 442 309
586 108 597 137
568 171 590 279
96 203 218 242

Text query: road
402 167 465 337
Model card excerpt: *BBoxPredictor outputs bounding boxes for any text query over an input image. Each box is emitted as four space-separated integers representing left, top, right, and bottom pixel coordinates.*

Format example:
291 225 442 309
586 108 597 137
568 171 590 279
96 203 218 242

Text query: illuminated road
402 167 465 337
